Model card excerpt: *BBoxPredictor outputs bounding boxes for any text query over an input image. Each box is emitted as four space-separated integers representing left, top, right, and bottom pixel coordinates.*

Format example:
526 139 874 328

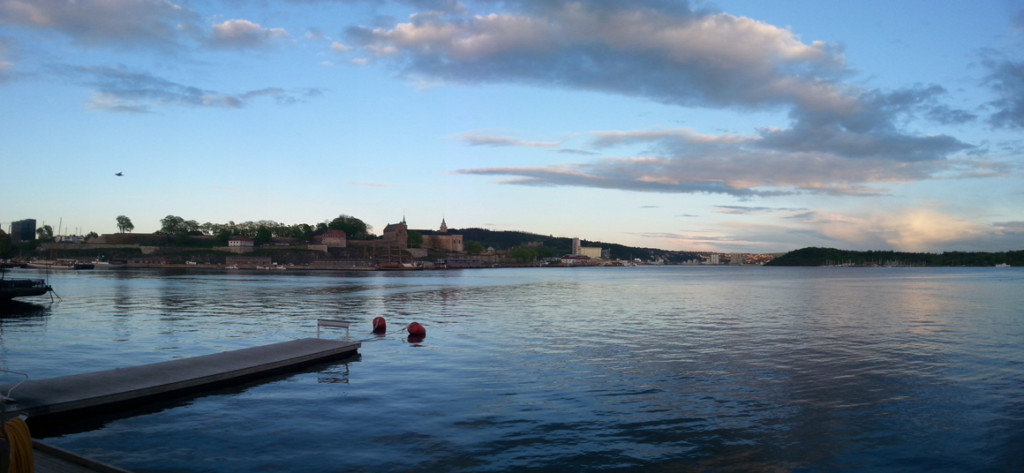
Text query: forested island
766 247 1022 267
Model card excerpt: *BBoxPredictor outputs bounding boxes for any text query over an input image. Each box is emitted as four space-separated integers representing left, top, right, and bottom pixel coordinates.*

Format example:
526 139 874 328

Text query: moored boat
0 276 53 300
377 262 424 271
24 260 94 270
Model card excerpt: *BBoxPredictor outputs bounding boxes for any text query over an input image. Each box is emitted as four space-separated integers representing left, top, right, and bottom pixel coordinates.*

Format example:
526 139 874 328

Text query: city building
10 219 36 242
572 237 603 259
349 218 408 250
227 236 254 248
317 230 347 248
415 219 464 253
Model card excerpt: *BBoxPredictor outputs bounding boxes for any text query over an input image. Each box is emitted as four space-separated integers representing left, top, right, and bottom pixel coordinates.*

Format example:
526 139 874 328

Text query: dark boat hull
0 279 53 300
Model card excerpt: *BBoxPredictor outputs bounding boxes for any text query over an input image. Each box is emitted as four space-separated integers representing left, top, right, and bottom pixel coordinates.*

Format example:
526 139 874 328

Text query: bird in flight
115 172 123 176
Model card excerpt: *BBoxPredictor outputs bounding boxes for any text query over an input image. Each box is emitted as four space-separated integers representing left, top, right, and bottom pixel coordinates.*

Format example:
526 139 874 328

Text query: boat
377 262 423 271
91 260 127 269
0 274 53 300
995 263 1011 268
24 260 94 270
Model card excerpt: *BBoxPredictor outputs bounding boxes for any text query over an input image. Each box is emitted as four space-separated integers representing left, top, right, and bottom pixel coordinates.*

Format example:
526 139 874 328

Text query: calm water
1 266 1021 472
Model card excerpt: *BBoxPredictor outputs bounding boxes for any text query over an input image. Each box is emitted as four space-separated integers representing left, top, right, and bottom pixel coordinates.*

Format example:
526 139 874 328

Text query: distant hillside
453 227 701 262
766 247 1023 267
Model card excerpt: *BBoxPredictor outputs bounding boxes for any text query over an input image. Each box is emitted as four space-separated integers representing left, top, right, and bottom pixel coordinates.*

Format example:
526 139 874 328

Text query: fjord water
1 266 1021 472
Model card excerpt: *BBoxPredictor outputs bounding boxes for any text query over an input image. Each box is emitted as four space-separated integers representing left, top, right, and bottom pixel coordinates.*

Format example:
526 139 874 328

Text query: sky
2 0 1023 253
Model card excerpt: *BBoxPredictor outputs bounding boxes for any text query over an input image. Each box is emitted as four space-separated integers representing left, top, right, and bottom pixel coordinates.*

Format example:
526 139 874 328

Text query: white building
572 237 603 259
228 236 254 248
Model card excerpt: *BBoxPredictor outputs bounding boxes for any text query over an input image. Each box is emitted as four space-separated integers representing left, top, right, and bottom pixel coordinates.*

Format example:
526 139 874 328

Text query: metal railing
316 319 350 338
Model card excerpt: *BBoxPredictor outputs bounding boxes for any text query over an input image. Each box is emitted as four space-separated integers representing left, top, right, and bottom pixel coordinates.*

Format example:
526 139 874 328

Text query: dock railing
316 319 350 339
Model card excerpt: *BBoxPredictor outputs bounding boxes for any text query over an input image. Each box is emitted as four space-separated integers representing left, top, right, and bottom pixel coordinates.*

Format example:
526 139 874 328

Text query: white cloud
789 207 987 252
456 133 560 147
330 41 352 54
0 0 198 49
55 65 323 112
209 19 289 49
353 1 975 199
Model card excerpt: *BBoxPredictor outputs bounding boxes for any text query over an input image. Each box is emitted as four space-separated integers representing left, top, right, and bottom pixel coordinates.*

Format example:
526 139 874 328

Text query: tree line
152 214 375 245
766 247 1023 267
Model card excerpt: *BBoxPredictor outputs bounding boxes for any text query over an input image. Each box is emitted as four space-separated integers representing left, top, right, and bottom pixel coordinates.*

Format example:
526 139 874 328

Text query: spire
439 218 448 233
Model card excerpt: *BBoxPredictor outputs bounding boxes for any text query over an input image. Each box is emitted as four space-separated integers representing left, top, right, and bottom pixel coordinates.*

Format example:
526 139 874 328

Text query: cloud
757 86 973 162
349 181 396 188
774 207 999 252
52 65 323 112
456 126 966 197
209 19 289 49
456 133 560 147
982 54 1024 129
347 1 848 110
352 1 977 197
714 206 806 215
0 0 199 50
0 38 12 83
0 1 288 52
0 60 12 82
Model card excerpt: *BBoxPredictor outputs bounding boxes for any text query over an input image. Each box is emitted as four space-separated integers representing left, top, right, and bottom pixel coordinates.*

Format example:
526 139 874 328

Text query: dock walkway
33 441 135 473
3 338 360 420
2 337 359 472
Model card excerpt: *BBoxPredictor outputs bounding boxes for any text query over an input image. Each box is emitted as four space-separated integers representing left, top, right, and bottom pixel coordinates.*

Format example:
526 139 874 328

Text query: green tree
36 225 54 242
214 227 232 245
116 215 135 233
293 223 314 241
464 241 484 255
0 229 11 257
407 230 423 248
508 246 539 263
536 247 556 259
327 215 372 240
254 226 273 245
158 215 200 244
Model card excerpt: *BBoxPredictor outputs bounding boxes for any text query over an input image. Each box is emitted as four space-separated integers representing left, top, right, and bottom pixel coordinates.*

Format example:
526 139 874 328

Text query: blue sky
2 0 1022 253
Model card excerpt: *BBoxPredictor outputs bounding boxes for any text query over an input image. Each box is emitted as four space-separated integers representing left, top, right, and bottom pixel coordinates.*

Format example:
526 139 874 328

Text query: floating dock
2 337 360 422
1 322 359 472
33 441 135 473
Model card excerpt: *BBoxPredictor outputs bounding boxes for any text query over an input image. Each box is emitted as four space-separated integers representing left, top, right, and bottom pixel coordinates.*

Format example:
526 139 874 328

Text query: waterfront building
228 236 254 248
382 220 409 249
415 219 464 253
348 218 408 250
572 237 603 259
560 254 594 266
317 230 347 248
10 219 36 242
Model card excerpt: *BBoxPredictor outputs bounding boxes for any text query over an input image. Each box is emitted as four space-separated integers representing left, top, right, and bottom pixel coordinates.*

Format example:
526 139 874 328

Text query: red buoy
372 316 387 333
407 322 426 337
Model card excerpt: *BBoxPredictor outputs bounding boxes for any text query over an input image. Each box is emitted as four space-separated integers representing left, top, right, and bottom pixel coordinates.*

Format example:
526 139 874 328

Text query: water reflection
0 300 52 319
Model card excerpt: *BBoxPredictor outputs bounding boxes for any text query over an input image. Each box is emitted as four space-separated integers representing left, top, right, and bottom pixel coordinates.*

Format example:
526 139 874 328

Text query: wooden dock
33 441 135 473
0 318 362 473
2 338 360 421
2 337 359 472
